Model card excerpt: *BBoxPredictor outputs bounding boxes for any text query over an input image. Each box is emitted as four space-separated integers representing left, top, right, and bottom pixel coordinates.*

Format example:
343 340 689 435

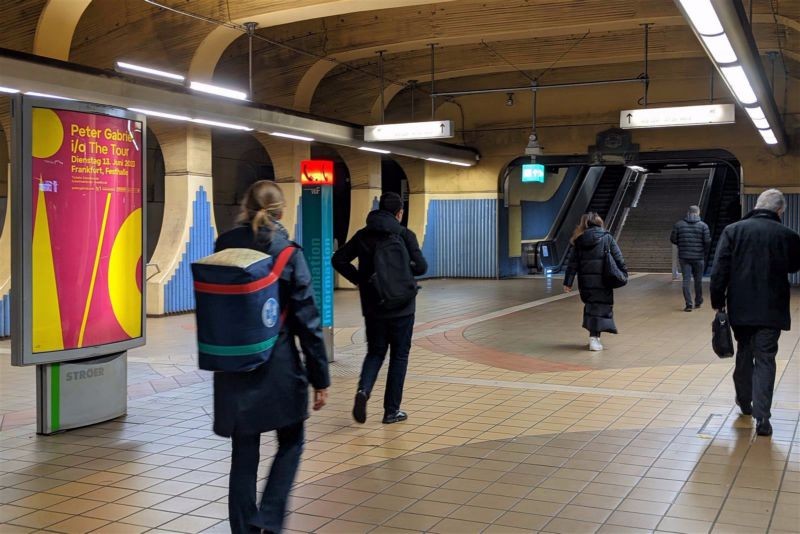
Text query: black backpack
369 232 418 310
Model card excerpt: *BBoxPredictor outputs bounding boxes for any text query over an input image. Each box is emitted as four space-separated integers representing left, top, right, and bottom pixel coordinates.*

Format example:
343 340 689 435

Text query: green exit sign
522 163 545 183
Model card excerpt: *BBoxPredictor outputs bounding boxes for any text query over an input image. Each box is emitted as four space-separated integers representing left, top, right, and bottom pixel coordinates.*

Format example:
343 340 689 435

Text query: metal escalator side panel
544 166 607 271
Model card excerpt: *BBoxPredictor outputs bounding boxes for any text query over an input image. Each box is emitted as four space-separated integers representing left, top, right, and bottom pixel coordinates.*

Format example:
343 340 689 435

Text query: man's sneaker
589 337 603 351
736 398 752 416
684 305 693 312
382 411 408 424
695 301 703 309
352 391 368 424
756 418 772 436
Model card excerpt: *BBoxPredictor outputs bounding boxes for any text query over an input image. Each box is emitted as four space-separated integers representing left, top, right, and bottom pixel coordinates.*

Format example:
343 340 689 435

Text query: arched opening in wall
0 124 8 233
497 150 742 279
212 131 274 234
310 145 351 248
381 158 409 227
146 128 165 262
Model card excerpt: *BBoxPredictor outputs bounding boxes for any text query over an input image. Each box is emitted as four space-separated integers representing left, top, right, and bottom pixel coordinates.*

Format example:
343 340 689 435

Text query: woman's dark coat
563 226 627 334
211 224 330 437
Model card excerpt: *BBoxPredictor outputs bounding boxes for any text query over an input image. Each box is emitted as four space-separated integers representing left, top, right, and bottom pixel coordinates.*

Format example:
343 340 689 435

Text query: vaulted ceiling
1 0 798 132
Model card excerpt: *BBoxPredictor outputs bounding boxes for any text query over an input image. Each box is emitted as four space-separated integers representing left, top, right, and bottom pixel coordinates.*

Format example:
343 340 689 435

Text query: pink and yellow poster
31 107 143 353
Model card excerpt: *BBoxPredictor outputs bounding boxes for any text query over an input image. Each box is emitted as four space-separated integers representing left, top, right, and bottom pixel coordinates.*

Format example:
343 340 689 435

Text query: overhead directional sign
365 120 454 141
620 104 735 129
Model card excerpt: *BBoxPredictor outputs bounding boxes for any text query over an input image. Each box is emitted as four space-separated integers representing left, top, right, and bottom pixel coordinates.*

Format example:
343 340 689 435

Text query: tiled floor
1 275 798 533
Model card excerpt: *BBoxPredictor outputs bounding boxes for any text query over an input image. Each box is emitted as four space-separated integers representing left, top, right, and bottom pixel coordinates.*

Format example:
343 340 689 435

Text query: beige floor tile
118 508 180 528
47 515 110 533
9 510 72 529
658 516 712 533
158 514 220 533
543 516 601 533
430 517 488 533
84 503 142 521
383 511 441 531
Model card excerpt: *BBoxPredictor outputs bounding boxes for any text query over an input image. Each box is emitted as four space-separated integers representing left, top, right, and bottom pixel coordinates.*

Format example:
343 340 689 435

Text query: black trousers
359 314 415 415
732 326 781 420
228 422 304 533
680 260 704 307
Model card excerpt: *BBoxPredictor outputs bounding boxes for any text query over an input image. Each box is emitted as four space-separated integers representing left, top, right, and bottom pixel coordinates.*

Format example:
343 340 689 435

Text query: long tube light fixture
358 146 391 154
675 0 782 148
0 86 19 94
189 81 248 101
116 61 185 82
270 132 314 142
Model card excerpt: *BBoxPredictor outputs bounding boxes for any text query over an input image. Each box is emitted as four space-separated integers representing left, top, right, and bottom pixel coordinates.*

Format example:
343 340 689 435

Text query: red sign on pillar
300 160 334 186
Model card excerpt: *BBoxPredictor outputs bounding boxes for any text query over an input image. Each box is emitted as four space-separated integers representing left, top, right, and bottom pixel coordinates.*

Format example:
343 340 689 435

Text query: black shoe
736 399 752 416
382 411 408 424
684 305 693 312
352 391 368 424
756 418 772 436
694 302 702 309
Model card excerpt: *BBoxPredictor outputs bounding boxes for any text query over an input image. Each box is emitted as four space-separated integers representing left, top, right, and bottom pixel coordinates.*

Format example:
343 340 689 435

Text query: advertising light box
12 98 146 365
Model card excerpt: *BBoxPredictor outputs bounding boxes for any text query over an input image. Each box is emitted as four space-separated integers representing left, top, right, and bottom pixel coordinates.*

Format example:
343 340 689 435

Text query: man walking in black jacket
332 193 428 424
711 189 800 436
671 205 711 311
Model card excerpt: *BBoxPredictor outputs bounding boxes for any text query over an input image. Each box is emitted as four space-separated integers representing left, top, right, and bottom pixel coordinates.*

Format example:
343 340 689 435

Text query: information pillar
300 160 335 362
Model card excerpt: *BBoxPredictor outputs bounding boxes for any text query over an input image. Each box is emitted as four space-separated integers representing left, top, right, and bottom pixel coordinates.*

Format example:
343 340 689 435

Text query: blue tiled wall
744 193 800 285
0 293 9 338
421 198 497 279
164 187 216 314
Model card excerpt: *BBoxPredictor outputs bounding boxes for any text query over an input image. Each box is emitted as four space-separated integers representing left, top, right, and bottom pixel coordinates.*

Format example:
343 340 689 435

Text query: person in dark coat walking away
332 192 427 424
671 205 711 311
711 188 800 437
563 212 627 352
214 181 331 533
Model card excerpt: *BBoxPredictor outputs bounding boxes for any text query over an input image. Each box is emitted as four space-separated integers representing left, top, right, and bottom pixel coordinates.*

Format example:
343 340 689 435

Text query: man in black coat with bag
332 192 428 425
711 188 800 436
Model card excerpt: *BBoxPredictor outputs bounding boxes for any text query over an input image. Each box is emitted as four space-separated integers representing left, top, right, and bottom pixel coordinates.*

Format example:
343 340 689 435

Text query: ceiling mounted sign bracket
244 22 258 97
377 50 386 123
429 43 437 120
641 23 652 107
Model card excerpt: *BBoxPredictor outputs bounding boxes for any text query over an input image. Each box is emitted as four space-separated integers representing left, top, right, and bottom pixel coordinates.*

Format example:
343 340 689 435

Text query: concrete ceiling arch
188 0 456 81
33 0 92 59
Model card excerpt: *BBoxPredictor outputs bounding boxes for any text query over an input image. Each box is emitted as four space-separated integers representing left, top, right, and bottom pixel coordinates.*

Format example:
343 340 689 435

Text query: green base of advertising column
301 183 334 362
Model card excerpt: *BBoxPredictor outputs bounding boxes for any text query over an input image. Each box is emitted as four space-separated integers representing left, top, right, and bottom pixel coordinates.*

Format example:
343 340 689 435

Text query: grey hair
688 205 700 215
755 188 786 213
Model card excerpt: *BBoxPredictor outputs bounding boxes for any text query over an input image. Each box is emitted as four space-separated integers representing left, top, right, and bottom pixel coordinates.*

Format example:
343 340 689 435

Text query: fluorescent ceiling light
192 118 252 131
25 91 74 100
758 128 778 145
0 86 19 94
449 161 472 167
189 81 247 100
751 117 769 129
116 61 185 82
128 107 191 121
426 157 451 164
745 106 766 121
701 34 737 64
358 146 391 154
269 132 314 142
678 0 723 35
720 66 757 105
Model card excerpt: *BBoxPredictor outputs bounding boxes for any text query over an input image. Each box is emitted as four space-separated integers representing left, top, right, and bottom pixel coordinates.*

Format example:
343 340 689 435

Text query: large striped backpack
191 246 295 372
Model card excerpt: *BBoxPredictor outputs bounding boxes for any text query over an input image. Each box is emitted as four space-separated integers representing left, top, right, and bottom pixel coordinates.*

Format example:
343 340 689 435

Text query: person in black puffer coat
563 212 627 352
670 205 711 311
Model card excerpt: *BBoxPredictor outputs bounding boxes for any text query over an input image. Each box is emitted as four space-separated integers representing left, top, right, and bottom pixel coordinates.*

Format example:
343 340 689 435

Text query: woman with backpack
213 180 330 533
563 212 627 352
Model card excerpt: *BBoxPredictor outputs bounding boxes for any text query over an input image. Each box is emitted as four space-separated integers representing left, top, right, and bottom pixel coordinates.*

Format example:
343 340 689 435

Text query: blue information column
300 160 335 362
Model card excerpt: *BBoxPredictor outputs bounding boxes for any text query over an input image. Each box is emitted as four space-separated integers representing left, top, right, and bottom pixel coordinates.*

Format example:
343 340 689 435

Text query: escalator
537 166 630 272
703 165 741 272
586 166 627 222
